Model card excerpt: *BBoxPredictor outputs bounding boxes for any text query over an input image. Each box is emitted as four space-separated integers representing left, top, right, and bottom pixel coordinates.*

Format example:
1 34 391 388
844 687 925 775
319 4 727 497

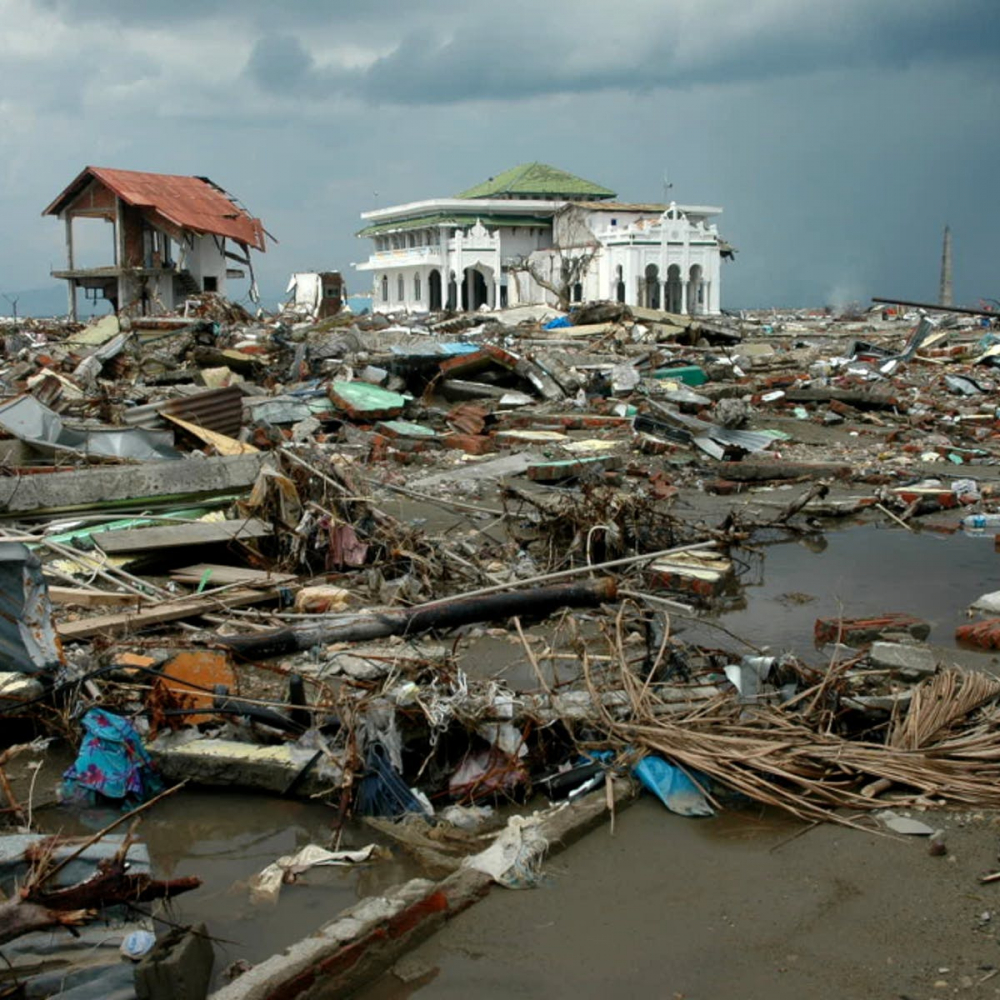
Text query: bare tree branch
508 249 597 311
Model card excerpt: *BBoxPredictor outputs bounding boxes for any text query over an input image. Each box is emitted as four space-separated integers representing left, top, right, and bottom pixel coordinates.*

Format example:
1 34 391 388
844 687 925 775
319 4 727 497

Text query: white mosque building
355 163 733 315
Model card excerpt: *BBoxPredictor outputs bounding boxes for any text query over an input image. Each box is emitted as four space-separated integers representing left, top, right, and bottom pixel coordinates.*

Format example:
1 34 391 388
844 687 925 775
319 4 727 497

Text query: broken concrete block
0 833 150 889
0 454 270 516
149 738 339 796
646 550 734 599
329 381 407 421
441 433 495 455
868 641 937 681
135 923 213 1000
814 614 931 646
526 454 623 482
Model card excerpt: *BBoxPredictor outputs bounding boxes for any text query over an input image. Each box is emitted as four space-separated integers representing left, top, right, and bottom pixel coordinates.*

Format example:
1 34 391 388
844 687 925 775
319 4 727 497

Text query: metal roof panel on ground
121 385 246 439
43 166 267 251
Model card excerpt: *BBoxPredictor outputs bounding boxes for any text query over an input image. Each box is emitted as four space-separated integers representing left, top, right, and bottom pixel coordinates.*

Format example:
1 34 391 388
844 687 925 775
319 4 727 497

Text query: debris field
3 292 1000 997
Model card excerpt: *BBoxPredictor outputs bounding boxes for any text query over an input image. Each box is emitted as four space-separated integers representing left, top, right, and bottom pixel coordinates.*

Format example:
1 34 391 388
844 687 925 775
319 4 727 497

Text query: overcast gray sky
2 0 998 312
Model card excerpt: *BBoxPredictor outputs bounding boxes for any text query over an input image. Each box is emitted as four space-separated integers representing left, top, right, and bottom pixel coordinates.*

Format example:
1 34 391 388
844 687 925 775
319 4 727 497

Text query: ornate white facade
355 166 731 315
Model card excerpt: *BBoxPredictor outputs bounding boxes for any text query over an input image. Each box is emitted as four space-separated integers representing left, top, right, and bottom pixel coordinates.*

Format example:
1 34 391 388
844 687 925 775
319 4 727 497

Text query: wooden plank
169 563 297 587
161 413 258 456
47 586 151 608
56 587 281 640
95 518 271 555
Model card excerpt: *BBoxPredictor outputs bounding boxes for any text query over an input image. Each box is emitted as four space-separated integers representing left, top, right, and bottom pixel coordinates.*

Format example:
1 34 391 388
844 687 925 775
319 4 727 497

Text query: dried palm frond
890 667 1000 750
581 622 1000 824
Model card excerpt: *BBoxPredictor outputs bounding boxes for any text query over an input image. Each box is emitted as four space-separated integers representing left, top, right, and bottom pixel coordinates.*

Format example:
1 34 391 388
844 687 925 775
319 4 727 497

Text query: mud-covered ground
358 797 1000 1000
353 491 1000 1000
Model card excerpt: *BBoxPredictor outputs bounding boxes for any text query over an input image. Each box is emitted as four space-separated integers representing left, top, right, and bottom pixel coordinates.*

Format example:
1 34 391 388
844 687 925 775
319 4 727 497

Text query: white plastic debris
463 814 548 889
874 809 936 836
249 843 379 904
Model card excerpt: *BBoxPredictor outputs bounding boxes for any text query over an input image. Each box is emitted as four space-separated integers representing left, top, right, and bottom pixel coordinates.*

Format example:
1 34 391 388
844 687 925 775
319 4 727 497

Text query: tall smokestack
939 224 953 307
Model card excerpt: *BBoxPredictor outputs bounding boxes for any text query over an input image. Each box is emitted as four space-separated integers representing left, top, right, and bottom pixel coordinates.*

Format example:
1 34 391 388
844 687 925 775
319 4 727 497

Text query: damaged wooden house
43 166 269 319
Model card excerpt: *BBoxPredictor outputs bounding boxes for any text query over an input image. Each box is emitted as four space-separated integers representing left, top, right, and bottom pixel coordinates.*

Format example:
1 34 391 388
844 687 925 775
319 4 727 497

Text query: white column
681 281 688 314
439 226 450 308
64 216 77 320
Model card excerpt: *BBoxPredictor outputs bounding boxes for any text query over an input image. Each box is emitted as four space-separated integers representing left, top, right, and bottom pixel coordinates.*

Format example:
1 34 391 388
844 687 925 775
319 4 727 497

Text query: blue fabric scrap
62 709 163 805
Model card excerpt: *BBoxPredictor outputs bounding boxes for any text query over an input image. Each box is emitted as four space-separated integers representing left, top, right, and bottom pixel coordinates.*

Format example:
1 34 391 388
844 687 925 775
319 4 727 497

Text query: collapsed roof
43 166 267 252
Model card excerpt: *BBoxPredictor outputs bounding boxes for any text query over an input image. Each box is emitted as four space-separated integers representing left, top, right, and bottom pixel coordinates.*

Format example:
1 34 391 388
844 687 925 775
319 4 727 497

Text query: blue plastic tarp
634 755 714 817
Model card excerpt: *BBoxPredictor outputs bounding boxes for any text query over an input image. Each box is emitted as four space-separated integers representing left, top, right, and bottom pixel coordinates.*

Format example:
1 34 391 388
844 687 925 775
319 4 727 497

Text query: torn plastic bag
463 814 548 889
449 746 528 803
355 741 426 818
633 755 714 817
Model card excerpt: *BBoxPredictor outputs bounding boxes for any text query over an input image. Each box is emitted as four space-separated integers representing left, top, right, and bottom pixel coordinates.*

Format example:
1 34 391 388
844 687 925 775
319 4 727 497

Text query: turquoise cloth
62 709 163 804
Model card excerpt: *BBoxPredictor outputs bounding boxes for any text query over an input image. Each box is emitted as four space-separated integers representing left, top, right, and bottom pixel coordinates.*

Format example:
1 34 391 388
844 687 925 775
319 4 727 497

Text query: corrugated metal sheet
122 386 245 439
0 394 181 463
44 167 266 251
0 544 63 675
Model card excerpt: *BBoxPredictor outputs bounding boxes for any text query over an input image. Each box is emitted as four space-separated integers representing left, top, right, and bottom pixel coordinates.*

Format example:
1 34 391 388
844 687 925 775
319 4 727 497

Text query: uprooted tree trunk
0 857 200 947
214 577 618 660
0 899 88 947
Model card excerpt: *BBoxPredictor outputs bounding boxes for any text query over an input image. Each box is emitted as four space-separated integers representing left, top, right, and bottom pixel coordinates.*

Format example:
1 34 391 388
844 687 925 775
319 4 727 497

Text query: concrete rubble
3 292 1000 996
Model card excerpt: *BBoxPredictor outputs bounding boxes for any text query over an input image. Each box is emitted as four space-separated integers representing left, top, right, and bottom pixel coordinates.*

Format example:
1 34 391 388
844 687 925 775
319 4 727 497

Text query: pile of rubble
2 293 1000 996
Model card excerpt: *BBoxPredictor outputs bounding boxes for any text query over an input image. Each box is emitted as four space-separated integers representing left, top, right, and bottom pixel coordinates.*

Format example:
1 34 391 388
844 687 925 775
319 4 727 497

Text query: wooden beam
94 518 271 556
57 586 283 640
47 587 151 608
169 563 297 587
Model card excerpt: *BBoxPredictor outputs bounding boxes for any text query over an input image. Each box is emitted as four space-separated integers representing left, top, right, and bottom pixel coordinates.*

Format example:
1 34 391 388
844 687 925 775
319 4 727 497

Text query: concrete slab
869 641 938 680
150 738 339 797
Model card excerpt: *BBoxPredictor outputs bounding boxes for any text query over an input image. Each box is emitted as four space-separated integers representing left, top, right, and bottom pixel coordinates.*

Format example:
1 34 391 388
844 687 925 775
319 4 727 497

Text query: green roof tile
457 163 616 201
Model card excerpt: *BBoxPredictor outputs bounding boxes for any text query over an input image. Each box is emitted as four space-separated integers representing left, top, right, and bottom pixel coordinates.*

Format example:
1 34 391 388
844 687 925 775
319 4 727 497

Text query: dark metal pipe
872 297 998 318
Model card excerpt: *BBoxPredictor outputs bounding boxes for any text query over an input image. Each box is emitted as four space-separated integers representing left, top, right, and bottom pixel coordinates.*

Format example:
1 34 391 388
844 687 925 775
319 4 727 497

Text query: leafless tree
507 248 597 312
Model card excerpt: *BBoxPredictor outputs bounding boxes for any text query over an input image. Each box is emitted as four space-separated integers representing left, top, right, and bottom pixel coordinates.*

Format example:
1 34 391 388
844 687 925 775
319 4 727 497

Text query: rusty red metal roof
43 166 267 252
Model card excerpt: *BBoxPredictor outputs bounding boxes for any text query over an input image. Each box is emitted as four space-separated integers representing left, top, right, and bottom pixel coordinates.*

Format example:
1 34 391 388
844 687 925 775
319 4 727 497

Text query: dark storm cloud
34 0 454 30
230 0 1000 108
245 34 323 94
6 0 999 311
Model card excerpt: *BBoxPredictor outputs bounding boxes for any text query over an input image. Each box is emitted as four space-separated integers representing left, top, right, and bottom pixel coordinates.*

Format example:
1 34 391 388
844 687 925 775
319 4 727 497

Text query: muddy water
33 523 1000 994
706 523 1000 662
355 797 1000 1000
350 523 1000 998
38 789 420 988
460 523 1000 690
